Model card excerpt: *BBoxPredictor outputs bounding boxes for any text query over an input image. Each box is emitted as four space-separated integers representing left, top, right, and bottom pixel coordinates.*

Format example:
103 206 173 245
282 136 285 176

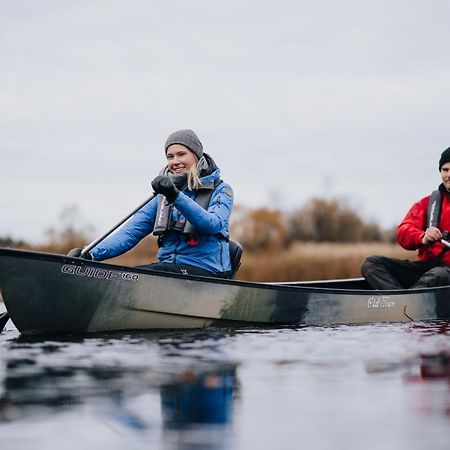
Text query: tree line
231 197 396 252
1 198 397 254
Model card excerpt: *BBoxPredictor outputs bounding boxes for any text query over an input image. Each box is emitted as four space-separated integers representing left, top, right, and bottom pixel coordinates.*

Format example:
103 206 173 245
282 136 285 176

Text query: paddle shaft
81 194 155 257
0 312 9 332
441 238 450 249
3 193 153 331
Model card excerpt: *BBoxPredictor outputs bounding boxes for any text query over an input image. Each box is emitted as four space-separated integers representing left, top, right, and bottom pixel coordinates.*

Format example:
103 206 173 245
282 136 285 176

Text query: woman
72 130 234 277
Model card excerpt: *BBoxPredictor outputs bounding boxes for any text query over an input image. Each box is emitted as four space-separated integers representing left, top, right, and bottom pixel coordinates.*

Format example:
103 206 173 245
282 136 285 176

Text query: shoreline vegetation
1 199 413 282
0 236 411 283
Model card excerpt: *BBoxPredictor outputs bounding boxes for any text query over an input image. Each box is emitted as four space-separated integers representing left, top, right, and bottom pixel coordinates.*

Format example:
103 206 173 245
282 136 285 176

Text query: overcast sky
1 0 450 243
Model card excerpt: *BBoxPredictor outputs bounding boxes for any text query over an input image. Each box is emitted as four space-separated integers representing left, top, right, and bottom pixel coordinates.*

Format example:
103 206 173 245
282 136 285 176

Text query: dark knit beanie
439 147 450 171
165 129 203 160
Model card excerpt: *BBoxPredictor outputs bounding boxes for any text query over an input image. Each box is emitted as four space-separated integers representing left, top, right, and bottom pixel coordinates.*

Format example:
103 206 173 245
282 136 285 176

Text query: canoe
0 247 449 335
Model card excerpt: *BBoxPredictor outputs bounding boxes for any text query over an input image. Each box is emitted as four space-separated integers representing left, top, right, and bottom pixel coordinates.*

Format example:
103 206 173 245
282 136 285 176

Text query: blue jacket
90 169 233 274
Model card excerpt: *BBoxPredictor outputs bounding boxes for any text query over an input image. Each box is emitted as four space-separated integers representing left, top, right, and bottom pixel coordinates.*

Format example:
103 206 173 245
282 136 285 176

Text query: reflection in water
0 331 239 442
366 322 450 420
407 321 450 337
159 366 237 450
419 351 450 379
0 338 141 421
161 366 236 426
404 321 450 382
404 350 450 418
1 322 450 450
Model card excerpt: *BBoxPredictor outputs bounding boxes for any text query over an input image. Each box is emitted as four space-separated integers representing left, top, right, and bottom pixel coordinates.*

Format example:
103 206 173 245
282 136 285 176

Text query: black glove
67 248 92 260
151 175 179 204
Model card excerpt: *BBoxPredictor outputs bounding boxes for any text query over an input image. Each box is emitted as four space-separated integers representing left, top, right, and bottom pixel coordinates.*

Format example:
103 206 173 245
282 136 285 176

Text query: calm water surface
0 315 449 450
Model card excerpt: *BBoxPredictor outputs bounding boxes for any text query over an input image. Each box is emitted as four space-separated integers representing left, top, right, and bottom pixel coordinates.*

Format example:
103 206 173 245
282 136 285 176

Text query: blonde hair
187 159 202 190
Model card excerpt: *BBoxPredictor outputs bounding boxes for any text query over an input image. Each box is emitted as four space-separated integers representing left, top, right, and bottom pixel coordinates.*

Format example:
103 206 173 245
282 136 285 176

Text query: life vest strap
427 189 442 229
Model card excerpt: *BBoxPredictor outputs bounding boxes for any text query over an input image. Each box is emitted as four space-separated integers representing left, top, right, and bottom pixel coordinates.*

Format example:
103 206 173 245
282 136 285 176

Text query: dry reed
235 242 413 282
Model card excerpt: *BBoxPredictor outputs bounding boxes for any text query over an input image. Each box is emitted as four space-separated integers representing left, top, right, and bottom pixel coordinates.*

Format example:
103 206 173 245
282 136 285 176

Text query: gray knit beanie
165 129 204 160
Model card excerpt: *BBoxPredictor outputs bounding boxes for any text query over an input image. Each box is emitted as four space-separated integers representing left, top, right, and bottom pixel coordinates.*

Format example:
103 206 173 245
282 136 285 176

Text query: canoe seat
229 240 243 278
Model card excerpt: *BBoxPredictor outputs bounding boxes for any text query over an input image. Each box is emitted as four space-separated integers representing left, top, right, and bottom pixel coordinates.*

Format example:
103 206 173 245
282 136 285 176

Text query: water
0 318 449 450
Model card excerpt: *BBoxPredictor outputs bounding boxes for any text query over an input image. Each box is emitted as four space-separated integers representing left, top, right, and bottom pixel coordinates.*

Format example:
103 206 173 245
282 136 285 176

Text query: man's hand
421 226 442 246
151 175 179 204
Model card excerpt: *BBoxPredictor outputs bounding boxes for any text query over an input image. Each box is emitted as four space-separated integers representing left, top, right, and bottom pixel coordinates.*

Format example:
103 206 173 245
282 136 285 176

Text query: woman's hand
67 248 92 260
151 175 179 203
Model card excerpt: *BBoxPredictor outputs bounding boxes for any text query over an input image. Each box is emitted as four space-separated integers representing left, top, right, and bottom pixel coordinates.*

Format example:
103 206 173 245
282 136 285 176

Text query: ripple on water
0 321 449 450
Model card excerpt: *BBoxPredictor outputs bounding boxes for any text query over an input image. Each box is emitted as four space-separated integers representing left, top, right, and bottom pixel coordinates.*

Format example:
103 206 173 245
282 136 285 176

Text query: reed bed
235 242 413 282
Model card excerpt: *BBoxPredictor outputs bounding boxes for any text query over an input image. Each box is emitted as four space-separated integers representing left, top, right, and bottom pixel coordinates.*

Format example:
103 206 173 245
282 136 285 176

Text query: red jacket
397 191 450 265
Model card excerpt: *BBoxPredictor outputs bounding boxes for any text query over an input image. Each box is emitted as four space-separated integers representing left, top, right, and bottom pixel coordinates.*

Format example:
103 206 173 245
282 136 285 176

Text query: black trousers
135 262 216 277
361 255 450 290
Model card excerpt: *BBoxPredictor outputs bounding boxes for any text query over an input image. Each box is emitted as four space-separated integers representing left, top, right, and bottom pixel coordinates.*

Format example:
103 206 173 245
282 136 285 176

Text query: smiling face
166 144 198 174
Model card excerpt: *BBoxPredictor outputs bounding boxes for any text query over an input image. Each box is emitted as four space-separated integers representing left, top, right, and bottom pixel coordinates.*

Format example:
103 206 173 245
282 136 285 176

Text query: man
361 147 450 290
